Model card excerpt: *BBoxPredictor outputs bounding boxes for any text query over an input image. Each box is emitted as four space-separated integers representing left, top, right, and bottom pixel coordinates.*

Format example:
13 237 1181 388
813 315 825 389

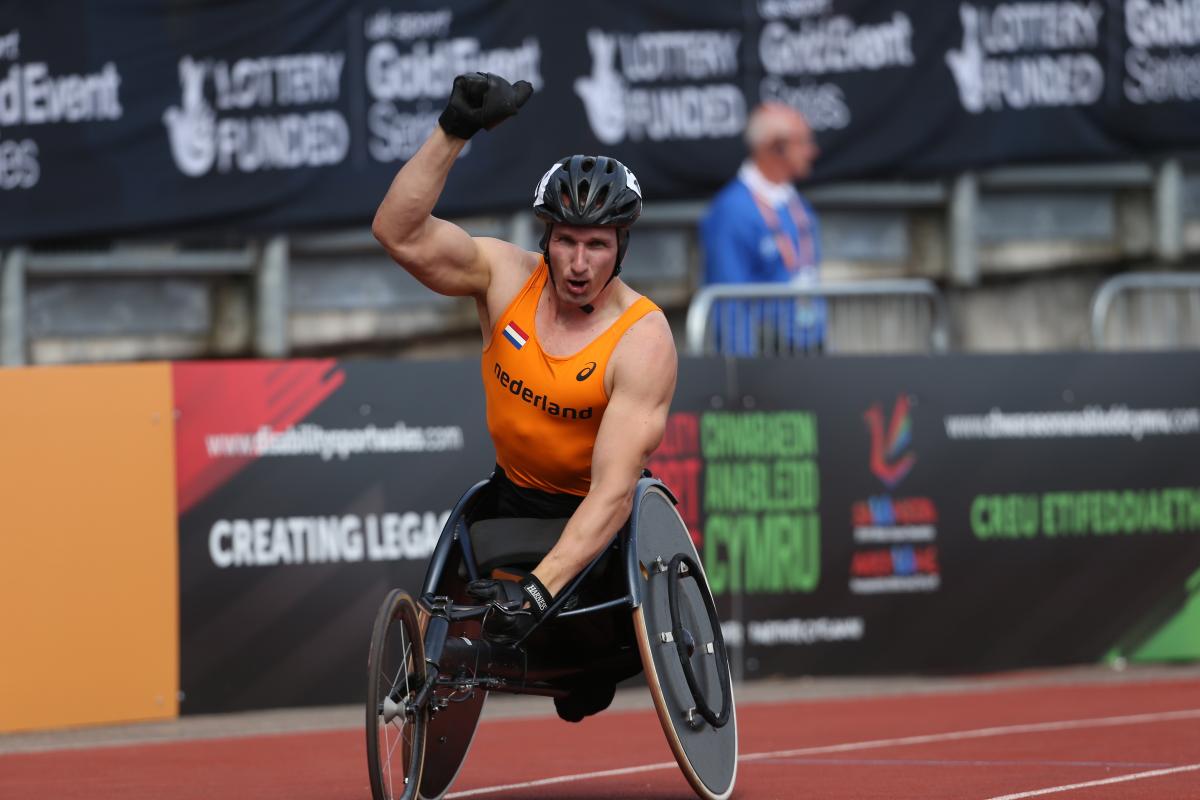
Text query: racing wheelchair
365 476 738 800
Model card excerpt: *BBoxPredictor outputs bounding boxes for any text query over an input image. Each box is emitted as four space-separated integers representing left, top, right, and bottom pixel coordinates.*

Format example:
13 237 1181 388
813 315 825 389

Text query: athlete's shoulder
635 306 675 349
610 305 676 398
616 291 675 359
477 238 540 281
483 242 540 302
610 281 660 318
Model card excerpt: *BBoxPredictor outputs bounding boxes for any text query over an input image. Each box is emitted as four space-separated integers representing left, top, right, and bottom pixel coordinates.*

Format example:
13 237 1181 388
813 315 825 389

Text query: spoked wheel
366 589 427 800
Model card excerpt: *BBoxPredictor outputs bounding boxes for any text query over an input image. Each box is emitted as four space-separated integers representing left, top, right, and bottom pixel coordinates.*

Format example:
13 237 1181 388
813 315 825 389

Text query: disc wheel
633 486 737 800
366 589 427 800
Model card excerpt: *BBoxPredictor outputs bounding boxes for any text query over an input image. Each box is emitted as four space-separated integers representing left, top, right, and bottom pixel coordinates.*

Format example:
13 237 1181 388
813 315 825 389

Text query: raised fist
438 72 533 140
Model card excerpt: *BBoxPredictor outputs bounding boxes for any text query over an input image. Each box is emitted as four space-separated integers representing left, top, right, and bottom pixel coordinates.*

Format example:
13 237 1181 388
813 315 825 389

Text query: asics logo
576 361 597 381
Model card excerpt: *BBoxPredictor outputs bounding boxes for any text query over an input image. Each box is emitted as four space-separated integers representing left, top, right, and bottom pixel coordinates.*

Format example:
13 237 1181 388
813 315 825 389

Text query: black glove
438 72 533 140
467 571 553 641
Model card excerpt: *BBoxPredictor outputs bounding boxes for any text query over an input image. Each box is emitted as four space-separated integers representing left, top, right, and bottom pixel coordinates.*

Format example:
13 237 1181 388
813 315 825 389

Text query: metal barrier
686 279 950 356
1090 271 1200 350
2 157 1194 366
0 241 284 366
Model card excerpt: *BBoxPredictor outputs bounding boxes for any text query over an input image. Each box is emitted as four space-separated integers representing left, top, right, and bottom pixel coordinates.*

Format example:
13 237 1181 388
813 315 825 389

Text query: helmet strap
611 228 630 281
541 222 558 291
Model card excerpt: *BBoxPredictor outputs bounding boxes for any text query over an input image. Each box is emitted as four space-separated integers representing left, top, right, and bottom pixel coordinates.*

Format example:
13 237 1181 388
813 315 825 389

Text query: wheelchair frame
366 476 737 800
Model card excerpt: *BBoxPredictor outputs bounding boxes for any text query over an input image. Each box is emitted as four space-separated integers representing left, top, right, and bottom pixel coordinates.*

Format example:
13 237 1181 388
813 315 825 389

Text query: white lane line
983 763 1200 800
446 761 679 797
445 708 1200 798
739 708 1200 762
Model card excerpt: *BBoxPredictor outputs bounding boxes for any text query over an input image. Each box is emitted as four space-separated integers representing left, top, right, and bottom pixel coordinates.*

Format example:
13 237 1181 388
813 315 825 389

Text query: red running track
3 675 1200 799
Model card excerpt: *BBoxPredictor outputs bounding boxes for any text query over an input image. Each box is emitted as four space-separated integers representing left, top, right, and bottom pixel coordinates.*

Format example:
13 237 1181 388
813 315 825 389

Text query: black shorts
471 464 584 521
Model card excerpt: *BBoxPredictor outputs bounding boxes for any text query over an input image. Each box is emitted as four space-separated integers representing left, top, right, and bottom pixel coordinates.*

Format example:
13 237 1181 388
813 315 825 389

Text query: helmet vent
532 154 642 229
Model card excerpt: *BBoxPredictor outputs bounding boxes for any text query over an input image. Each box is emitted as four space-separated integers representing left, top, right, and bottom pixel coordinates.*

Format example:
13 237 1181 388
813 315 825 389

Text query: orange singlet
482 258 660 497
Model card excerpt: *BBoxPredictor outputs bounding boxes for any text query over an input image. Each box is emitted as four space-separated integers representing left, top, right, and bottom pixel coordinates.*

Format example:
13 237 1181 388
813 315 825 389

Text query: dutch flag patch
502 321 528 350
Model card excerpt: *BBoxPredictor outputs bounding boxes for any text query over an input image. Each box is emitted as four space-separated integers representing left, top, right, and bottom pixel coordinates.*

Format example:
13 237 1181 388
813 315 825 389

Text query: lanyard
748 188 815 275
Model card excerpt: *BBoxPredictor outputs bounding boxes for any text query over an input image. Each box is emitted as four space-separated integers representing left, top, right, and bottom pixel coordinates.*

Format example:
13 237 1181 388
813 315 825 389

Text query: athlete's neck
538 279 628 358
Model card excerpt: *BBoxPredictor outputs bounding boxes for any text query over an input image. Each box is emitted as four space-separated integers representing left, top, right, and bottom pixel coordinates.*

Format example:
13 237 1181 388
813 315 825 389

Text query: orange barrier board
0 364 178 732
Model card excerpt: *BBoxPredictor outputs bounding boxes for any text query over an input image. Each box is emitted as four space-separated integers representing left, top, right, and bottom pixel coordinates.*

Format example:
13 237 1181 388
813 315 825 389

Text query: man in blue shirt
700 102 825 355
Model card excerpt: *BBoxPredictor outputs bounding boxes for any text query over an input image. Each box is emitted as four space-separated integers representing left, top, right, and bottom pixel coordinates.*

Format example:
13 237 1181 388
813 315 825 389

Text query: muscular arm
372 73 532 304
532 313 679 596
372 129 519 299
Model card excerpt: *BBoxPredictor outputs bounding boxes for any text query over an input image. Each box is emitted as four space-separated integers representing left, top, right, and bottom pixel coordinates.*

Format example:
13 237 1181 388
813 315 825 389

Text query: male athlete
372 73 677 719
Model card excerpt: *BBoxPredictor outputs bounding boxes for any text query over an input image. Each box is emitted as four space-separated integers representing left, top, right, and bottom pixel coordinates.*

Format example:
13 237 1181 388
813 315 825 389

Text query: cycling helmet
533 154 642 228
532 156 642 304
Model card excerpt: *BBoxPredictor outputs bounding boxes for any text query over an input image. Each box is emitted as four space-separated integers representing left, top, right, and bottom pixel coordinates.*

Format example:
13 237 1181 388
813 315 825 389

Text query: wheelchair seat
466 517 569 575
463 516 625 620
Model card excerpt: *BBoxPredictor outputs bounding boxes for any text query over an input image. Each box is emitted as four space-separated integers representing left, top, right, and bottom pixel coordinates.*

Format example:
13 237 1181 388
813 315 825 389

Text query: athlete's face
547 224 619 306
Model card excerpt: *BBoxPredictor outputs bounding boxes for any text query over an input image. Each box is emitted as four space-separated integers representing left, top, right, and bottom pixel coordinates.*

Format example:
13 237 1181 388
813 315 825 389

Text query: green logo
700 411 821 595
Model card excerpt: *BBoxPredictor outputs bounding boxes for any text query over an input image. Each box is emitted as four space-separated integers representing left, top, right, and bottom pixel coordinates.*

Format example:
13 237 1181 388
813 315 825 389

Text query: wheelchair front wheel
366 589 427 800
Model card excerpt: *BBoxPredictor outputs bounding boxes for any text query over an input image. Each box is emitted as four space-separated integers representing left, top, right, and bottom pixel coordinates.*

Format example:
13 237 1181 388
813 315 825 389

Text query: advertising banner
5 351 1194 724
727 353 1200 678
2 1 1198 243
171 352 1200 712
173 359 492 713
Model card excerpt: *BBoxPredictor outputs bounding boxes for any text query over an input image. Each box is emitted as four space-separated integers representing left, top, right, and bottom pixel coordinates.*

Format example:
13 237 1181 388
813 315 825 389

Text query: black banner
722 353 1200 678
173 352 1200 712
2 1 1198 243
173 359 492 713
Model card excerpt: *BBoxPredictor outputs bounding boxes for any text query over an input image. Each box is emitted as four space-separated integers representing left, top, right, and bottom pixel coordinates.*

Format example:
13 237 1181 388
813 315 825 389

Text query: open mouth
566 278 588 294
